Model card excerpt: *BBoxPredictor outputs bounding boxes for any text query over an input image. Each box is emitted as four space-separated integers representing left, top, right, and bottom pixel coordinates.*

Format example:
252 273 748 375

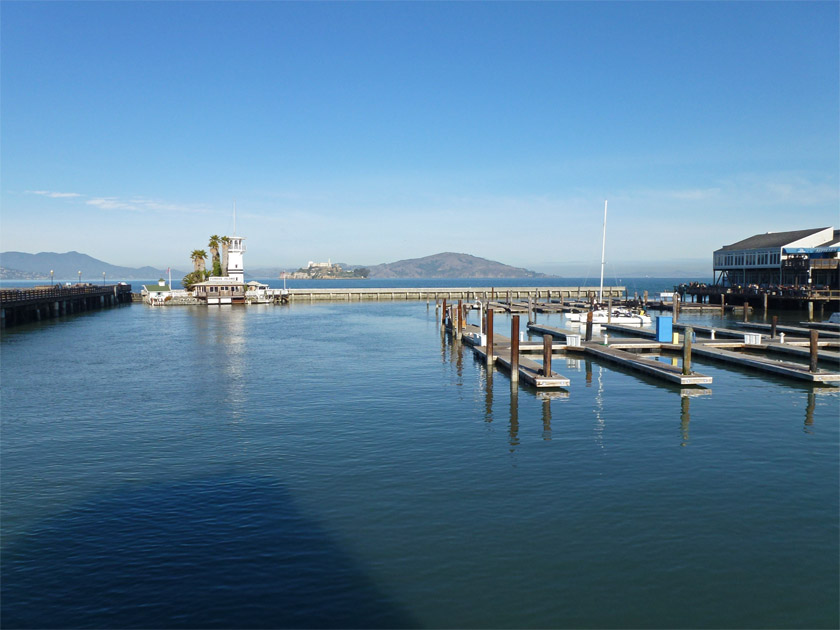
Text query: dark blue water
2 298 837 628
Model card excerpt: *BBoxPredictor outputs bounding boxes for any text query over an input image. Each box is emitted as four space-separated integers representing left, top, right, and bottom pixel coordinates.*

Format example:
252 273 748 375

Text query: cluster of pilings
0 285 133 328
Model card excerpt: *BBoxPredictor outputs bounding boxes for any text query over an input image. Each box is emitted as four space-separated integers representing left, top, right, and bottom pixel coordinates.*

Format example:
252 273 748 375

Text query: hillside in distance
367 252 546 279
0 251 186 280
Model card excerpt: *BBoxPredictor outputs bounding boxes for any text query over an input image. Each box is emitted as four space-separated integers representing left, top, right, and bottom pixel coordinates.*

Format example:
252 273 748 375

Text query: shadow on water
1 476 417 629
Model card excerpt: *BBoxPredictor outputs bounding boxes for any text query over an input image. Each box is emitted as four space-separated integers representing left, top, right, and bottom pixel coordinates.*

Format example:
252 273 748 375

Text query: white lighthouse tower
226 202 246 283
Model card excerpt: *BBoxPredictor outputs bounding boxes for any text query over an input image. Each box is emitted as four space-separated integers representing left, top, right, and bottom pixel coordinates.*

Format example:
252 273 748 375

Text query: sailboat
565 201 651 326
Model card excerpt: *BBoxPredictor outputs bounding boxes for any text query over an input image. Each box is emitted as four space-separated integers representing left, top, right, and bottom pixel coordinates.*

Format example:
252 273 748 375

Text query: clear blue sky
2 1 838 274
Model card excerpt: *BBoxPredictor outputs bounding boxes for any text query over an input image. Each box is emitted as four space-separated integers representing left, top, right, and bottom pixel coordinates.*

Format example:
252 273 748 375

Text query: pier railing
285 286 626 302
0 284 132 305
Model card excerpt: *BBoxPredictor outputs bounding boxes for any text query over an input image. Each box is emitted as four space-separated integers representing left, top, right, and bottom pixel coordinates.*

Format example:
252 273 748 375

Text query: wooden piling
510 315 520 382
643 290 648 307
763 292 768 311
457 299 463 339
607 296 612 323
673 293 680 323
808 301 814 322
585 311 594 342
810 330 819 373
743 301 749 323
771 315 777 339
441 298 447 331
543 334 552 376
683 326 693 376
720 294 725 316
486 309 494 366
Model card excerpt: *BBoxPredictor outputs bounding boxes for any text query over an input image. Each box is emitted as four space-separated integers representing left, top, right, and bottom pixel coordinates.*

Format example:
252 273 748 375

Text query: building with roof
192 277 247 305
141 280 171 305
713 227 839 288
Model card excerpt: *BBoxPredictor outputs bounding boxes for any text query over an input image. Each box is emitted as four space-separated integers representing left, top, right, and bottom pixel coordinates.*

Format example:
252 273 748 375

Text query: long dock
286 286 625 303
1 285 133 328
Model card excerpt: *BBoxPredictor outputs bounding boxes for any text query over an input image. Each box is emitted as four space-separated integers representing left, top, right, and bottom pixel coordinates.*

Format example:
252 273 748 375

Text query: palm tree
190 249 207 274
220 236 231 276
208 235 221 276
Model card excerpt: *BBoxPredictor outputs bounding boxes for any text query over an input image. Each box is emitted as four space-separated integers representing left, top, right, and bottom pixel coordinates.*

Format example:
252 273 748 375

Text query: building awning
782 247 840 254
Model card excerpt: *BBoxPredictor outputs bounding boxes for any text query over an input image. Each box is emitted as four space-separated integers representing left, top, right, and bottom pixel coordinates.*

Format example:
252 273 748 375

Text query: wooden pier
1 284 133 328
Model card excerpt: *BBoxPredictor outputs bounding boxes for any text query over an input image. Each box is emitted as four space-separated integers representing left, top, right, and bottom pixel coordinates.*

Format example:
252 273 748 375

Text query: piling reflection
509 380 519 449
484 367 494 424
540 395 552 441
804 390 816 432
680 396 691 446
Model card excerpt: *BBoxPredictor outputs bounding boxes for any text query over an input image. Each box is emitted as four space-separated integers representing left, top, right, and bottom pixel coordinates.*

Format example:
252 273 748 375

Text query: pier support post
720 294 725 316
810 330 819 373
456 300 463 340
510 315 520 382
807 301 814 322
486 309 494 367
585 311 594 342
528 296 534 324
673 293 680 323
763 292 768 311
607 297 612 323
542 334 552 376
771 316 778 339
441 298 447 331
683 326 693 376
743 301 749 323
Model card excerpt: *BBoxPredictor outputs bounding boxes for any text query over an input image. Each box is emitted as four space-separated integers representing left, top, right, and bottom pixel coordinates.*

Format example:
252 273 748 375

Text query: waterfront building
713 226 839 287
141 280 171 305
192 277 247 305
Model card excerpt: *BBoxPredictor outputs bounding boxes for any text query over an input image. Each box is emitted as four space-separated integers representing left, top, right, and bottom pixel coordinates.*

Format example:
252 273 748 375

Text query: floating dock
526 323 713 386
461 325 570 388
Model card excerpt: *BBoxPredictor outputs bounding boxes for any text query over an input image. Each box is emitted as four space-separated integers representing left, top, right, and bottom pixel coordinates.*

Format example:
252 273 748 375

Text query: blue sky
2 1 837 275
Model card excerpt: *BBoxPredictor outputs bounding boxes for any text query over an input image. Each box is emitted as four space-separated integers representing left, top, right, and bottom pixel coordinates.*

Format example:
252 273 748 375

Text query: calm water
1 294 838 628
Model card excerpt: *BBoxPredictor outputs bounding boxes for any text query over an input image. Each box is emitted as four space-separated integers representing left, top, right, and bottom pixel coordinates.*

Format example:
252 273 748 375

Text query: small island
285 261 369 280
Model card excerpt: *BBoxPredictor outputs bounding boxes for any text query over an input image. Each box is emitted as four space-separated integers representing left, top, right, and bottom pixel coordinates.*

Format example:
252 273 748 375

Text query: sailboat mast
599 200 608 303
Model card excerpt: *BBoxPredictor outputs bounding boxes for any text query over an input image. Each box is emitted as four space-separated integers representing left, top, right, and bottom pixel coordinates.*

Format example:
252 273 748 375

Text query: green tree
208 235 221 276
220 236 231 276
190 249 207 274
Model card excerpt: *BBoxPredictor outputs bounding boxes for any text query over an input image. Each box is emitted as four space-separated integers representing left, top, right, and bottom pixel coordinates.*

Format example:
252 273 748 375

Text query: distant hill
367 252 546 279
0 251 186 281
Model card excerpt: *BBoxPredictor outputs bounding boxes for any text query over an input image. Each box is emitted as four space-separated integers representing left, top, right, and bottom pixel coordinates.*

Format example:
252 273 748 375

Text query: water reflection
804 390 815 432
484 367 494 424
680 396 691 447
540 395 552 441
195 309 247 423
509 381 519 450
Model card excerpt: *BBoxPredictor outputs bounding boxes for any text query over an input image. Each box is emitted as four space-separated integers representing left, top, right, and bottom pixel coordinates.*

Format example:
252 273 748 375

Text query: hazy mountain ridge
367 252 545 279
0 251 186 280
